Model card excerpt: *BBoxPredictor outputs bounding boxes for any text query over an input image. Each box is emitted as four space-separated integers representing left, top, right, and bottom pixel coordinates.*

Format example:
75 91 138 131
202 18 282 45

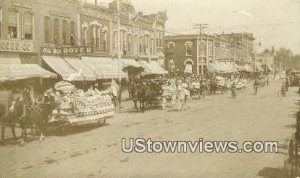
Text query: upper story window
53 18 60 44
44 16 52 43
139 36 143 53
208 42 213 56
113 31 118 51
23 12 33 40
0 8 2 38
62 20 68 45
70 21 75 46
150 38 154 55
101 29 107 51
8 9 18 39
185 41 193 56
127 33 131 53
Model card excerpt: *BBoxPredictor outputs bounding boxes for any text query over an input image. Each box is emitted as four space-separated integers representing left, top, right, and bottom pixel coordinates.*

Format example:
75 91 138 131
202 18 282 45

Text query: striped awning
82 56 127 79
140 61 167 75
64 57 96 81
42 56 84 81
0 64 56 82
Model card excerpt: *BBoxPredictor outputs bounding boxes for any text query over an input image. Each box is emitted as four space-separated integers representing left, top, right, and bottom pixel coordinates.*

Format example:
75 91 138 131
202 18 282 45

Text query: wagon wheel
61 122 72 136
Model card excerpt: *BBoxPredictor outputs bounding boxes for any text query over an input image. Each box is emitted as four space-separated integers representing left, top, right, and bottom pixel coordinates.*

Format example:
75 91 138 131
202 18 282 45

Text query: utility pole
194 23 208 76
117 0 121 82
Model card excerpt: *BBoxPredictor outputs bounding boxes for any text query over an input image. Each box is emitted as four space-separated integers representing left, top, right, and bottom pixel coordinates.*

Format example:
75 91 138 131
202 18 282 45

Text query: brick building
165 32 255 75
0 0 167 80
78 0 167 66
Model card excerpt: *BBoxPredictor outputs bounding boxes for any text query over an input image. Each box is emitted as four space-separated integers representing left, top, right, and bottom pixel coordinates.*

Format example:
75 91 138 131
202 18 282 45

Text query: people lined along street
0 69 292 117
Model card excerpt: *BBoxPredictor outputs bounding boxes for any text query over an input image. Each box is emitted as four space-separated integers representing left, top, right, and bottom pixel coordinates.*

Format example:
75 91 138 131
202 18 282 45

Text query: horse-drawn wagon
47 82 114 134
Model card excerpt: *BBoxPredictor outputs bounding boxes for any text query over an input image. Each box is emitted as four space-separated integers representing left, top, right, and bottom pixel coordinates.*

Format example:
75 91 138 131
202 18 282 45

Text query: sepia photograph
0 0 300 177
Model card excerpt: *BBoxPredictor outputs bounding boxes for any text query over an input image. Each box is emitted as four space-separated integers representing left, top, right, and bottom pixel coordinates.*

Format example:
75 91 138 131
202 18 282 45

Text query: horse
130 82 146 112
1 99 50 144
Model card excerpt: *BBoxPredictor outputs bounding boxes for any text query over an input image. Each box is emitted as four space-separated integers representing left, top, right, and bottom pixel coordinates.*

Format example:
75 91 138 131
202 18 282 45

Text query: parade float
48 81 115 133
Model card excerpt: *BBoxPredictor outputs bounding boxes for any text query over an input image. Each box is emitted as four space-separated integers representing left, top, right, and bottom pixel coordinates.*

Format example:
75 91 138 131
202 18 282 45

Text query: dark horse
130 82 146 112
1 100 50 144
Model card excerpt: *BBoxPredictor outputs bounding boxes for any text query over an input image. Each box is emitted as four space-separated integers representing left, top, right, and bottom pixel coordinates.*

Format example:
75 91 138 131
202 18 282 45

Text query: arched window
184 58 194 74
185 41 193 56
167 41 175 48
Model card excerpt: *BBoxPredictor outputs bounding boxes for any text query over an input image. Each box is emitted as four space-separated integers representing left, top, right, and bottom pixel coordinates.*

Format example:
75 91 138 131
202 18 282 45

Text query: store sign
41 46 93 55
0 40 34 52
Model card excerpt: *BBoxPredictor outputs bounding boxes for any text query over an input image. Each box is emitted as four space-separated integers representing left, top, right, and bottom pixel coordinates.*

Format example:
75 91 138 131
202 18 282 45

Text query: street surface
0 80 298 178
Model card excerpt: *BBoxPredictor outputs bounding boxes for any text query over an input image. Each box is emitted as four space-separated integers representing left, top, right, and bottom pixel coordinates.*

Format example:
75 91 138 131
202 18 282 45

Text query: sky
94 0 300 54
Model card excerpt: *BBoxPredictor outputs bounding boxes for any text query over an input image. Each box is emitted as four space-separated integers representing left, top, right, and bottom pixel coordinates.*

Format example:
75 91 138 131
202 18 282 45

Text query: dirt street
0 81 298 178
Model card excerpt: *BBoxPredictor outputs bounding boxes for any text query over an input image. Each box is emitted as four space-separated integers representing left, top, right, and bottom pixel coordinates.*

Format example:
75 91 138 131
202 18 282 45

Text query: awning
208 63 220 73
140 61 168 75
82 56 127 79
121 59 143 69
0 64 56 82
0 53 21 64
42 56 84 81
64 57 96 81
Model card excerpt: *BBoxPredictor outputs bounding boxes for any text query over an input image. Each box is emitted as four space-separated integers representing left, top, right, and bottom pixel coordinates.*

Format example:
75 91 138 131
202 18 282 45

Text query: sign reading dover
41 46 93 55
0 40 34 52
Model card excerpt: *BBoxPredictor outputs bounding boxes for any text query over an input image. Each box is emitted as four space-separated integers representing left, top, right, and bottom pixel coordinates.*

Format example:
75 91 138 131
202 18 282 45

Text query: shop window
44 16 52 43
53 18 60 44
23 12 33 40
8 9 18 39
62 20 68 45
